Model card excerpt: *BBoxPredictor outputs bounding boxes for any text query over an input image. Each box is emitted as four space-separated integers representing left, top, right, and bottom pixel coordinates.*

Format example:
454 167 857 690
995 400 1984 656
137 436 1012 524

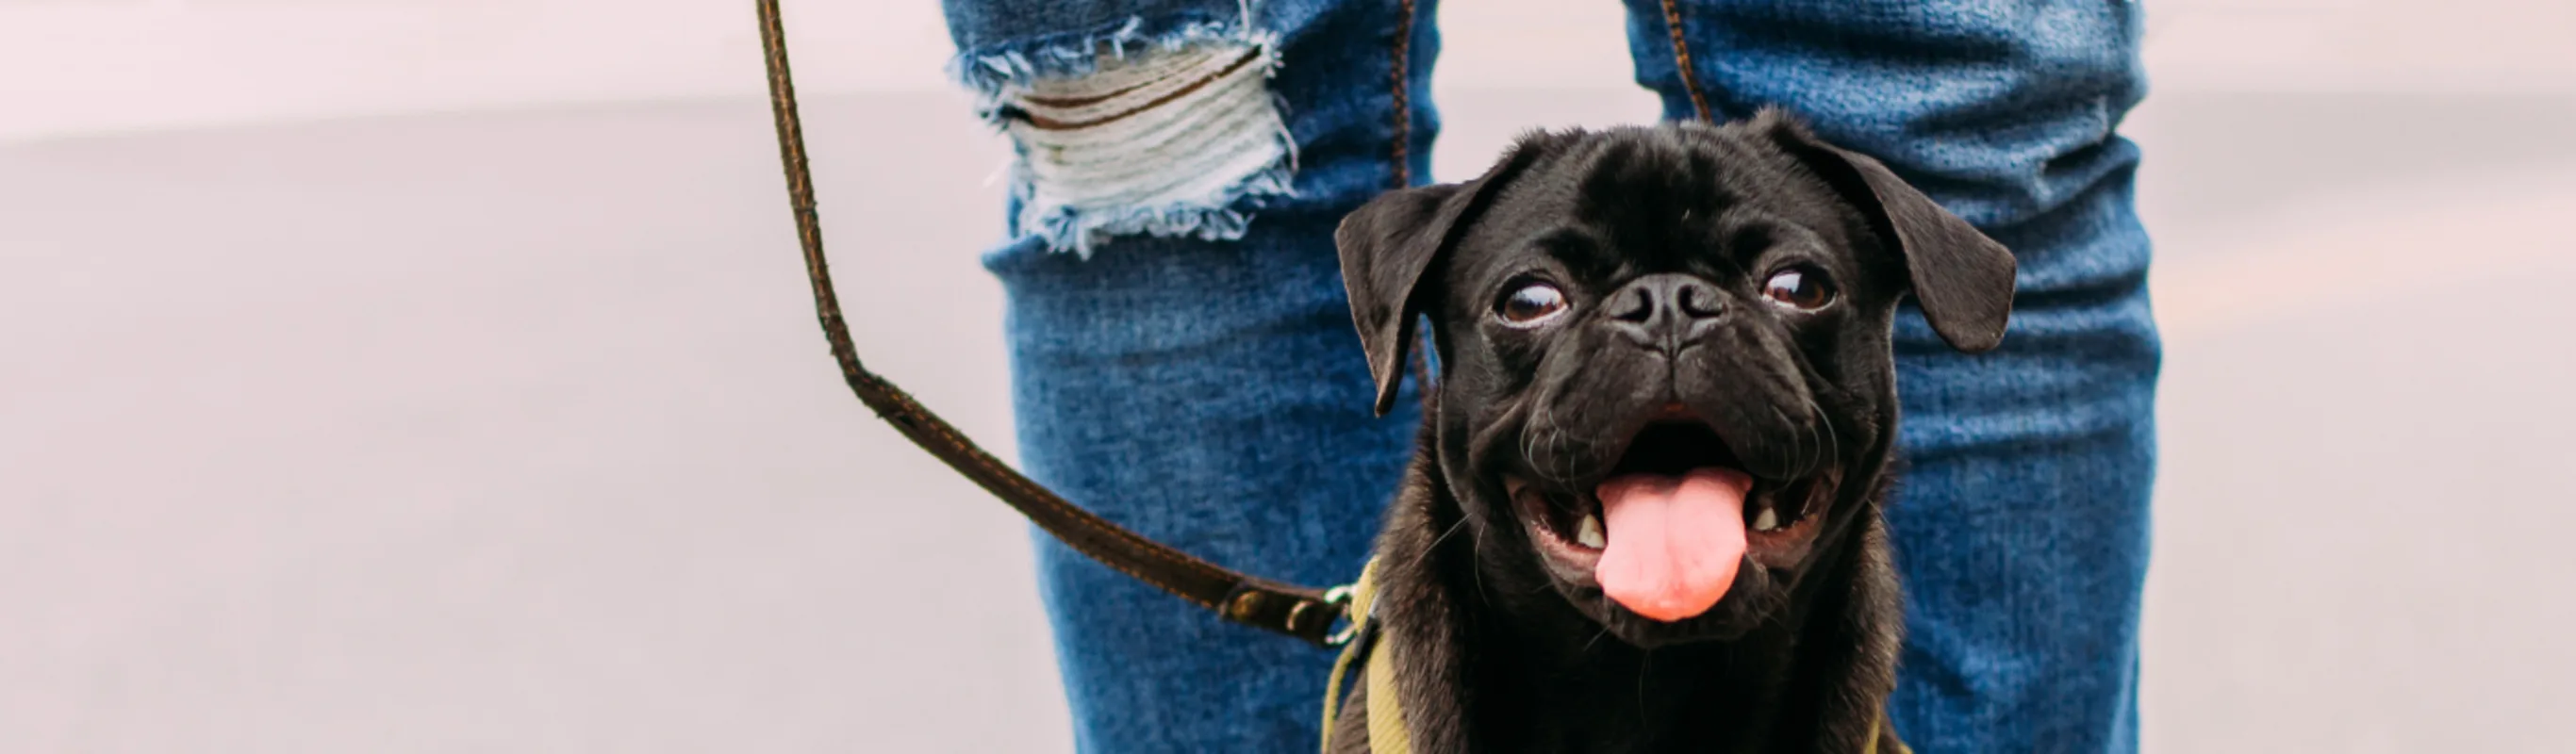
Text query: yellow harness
1320 559 1412 753
1319 559 1906 754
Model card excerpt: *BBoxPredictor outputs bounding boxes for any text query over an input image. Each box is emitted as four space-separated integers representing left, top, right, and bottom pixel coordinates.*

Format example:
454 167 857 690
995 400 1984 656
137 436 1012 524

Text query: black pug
1324 109 2015 754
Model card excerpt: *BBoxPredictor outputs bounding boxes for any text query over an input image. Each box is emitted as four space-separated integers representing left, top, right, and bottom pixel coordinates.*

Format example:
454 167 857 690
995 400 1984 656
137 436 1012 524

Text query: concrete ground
6 8 2576 752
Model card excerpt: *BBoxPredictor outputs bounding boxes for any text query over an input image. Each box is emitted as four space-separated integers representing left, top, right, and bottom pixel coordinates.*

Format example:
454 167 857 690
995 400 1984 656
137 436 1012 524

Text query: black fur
1328 110 2014 753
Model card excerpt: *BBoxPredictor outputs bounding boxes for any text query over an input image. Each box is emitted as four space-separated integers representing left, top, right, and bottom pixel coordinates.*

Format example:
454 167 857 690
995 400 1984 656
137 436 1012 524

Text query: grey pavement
3 89 2573 752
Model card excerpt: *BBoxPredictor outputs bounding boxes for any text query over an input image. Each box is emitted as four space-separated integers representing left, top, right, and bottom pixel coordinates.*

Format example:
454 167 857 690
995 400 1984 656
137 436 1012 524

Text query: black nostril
1611 287 1655 322
1676 283 1723 320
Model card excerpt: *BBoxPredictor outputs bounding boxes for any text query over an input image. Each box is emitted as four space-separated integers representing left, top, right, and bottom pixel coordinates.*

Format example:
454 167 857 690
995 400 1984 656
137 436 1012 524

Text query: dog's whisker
1516 398 1545 482
1527 398 1580 486
1514 401 1535 478
1798 403 1823 477
1764 401 1790 475
1765 402 1804 479
1467 516 1494 607
1541 402 1567 479
1426 515 1473 556
1806 394 1842 474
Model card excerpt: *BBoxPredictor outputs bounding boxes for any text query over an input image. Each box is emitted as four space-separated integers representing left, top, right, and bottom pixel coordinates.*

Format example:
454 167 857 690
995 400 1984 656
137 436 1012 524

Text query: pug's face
1336 112 2015 647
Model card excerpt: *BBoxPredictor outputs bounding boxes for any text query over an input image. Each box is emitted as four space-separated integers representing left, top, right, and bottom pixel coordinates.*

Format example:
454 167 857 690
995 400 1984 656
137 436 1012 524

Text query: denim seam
1389 0 1415 188
1658 0 1715 122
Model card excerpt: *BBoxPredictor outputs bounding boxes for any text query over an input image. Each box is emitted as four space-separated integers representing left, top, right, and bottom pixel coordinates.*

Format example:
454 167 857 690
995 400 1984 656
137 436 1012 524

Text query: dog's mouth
1509 409 1828 623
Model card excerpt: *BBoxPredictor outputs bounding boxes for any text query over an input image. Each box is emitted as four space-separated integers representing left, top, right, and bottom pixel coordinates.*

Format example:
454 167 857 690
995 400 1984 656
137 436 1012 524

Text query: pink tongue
1593 467 1752 622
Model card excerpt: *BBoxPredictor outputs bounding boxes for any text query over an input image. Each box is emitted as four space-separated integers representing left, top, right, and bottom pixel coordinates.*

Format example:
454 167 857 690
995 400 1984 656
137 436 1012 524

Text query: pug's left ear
1336 133 1562 415
1759 109 2018 353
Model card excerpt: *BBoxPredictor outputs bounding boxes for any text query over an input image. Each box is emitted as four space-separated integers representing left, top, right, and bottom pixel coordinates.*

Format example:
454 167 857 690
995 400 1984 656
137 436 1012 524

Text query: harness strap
1366 626 1415 754
1318 560 1377 744
750 0 1348 647
1863 713 1907 754
1321 559 1412 754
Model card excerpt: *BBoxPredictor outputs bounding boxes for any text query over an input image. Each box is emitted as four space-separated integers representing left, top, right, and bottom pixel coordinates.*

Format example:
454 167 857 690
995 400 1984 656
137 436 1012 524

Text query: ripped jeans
937 1 2159 752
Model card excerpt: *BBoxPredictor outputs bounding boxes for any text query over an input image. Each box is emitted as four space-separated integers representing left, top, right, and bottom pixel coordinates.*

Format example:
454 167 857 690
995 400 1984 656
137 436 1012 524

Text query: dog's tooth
1577 514 1606 549
1753 506 1780 533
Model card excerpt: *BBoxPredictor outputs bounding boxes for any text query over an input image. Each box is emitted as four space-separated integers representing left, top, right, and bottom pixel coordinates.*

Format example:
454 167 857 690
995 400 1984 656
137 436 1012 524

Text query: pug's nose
1608 273 1725 353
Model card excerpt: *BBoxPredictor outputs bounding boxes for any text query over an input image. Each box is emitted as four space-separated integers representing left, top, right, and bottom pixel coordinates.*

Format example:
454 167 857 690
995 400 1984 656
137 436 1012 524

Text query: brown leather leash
751 0 1351 647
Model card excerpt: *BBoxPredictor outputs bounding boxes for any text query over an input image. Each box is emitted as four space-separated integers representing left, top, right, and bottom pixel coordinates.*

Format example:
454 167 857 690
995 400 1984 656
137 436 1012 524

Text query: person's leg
939 1 1441 751
1621 1 2158 751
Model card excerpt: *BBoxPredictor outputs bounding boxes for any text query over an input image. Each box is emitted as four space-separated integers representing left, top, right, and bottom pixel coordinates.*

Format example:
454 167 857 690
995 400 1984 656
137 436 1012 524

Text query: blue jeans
941 1 2156 751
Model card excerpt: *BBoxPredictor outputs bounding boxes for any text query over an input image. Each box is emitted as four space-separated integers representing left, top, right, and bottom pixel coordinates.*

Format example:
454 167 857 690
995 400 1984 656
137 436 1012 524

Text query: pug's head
1336 111 2015 647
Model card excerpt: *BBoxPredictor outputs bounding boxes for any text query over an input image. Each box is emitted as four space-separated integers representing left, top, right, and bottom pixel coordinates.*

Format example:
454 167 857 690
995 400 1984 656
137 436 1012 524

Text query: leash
751 0 1350 647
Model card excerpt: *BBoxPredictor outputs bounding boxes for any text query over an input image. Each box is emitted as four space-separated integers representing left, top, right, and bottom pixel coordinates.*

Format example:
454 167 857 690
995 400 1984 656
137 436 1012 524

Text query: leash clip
1319 583 1360 647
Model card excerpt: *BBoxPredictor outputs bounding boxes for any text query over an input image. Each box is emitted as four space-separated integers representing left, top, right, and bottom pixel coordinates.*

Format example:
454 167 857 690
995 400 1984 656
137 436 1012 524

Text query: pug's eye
1762 267 1835 310
1496 281 1568 326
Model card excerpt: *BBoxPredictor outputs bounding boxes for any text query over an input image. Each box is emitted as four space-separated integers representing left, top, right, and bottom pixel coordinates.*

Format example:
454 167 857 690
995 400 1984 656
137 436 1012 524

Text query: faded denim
939 1 2156 752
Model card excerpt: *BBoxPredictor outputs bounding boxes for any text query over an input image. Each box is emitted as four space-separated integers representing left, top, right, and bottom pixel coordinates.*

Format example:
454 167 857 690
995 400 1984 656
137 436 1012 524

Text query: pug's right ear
1335 135 1559 416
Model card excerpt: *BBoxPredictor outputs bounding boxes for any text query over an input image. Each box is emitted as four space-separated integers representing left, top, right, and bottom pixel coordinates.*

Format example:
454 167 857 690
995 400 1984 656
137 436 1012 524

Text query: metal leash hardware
751 0 1353 647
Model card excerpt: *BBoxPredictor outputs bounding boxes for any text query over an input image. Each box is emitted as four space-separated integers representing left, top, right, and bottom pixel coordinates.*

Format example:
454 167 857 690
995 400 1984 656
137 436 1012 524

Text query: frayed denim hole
951 26 1296 258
